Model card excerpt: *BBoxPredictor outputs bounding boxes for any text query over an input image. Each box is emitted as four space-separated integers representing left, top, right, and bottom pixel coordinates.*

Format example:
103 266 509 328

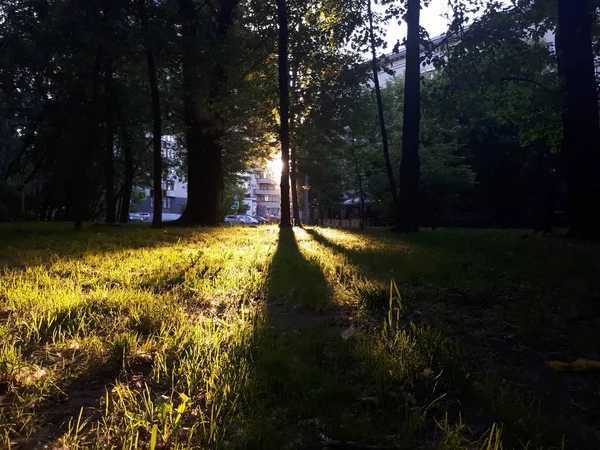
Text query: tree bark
367 0 398 213
557 0 600 237
277 0 291 228
395 0 421 233
104 70 116 224
139 0 162 228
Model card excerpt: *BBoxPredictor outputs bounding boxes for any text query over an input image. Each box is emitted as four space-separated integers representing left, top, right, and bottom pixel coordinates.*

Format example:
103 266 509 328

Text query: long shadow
242 228 372 448
266 227 330 312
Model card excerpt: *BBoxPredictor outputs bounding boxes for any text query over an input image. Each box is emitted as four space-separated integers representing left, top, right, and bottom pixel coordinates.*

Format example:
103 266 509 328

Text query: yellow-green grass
0 223 598 449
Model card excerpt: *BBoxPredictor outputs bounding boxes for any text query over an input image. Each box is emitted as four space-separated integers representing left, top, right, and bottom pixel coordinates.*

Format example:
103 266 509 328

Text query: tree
366 0 399 221
276 0 292 228
174 0 240 227
395 0 421 233
139 0 163 229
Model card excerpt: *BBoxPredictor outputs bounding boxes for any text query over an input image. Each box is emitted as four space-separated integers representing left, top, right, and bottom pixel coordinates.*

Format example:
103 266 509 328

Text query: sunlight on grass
0 224 279 448
1 224 592 448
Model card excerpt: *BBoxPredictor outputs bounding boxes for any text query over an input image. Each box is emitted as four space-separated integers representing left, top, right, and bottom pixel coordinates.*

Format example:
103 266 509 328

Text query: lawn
0 223 598 449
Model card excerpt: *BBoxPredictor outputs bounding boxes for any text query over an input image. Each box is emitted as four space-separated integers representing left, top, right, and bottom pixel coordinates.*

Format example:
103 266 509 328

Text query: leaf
544 359 600 372
149 424 158 450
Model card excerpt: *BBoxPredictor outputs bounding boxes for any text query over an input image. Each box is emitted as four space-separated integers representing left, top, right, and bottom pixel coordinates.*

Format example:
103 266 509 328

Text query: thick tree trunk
76 52 102 231
277 0 291 228
174 0 238 226
367 0 398 213
557 0 600 237
395 0 421 233
139 0 162 228
104 72 116 224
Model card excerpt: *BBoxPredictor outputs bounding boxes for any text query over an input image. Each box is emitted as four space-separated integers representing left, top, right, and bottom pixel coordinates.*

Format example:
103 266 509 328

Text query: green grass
0 223 598 448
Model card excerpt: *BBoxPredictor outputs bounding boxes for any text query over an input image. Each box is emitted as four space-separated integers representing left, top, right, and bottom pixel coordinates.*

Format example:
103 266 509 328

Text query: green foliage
220 181 250 219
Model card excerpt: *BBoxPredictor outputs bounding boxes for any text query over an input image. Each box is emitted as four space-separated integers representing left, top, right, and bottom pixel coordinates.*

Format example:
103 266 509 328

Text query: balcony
256 178 278 185
253 188 280 195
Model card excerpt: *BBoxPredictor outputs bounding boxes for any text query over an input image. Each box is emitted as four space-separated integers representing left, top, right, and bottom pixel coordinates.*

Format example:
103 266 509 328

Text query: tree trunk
139 0 162 228
174 0 238 226
104 71 116 224
118 118 133 223
277 0 291 228
351 135 365 229
557 0 600 237
76 52 102 231
289 64 301 226
367 0 398 212
395 0 421 233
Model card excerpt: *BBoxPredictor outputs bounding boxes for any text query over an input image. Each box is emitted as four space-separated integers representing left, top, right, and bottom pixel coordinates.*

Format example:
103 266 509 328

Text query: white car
236 215 259 224
225 215 242 224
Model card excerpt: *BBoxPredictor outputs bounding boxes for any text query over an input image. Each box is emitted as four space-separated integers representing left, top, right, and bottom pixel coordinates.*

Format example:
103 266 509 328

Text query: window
259 183 277 191
166 180 175 191
257 194 279 202
161 140 173 160
150 197 172 209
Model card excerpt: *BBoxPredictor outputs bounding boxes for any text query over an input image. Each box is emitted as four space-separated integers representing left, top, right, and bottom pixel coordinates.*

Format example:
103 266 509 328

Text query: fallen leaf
545 359 600 372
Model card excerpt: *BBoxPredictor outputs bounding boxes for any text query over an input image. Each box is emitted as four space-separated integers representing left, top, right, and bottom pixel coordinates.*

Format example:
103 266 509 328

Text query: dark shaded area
304 227 600 446
0 223 202 270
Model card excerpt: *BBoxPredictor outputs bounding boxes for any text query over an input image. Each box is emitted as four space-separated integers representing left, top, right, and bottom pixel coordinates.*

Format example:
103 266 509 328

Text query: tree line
1 0 599 236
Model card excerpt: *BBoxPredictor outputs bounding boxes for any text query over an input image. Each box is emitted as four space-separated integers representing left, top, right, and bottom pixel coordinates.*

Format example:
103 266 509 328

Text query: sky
378 0 511 49
378 0 454 48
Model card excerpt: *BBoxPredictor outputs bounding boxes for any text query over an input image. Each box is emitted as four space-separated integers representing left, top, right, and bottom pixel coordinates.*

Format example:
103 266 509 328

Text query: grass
0 223 598 449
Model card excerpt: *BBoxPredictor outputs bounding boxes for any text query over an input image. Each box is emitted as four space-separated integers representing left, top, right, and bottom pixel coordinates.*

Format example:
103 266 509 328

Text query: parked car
138 212 150 221
236 215 259 224
129 213 145 222
251 216 268 224
225 215 242 224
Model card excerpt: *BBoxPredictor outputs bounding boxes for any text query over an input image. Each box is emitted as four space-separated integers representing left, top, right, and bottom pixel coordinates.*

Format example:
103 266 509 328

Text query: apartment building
133 138 187 218
376 28 555 87
243 166 281 218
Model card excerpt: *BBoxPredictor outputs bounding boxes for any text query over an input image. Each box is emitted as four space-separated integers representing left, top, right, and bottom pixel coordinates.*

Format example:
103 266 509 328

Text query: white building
133 137 187 219
243 165 281 218
376 28 555 87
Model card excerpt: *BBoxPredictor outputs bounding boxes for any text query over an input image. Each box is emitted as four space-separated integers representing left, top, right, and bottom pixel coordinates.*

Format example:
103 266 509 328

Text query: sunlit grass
0 224 278 448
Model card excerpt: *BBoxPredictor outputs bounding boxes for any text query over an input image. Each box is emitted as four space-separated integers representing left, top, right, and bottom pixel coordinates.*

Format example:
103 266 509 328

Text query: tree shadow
0 222 214 271
301 227 599 448
267 227 331 312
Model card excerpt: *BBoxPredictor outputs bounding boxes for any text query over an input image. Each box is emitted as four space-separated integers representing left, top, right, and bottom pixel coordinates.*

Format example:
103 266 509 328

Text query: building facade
132 138 187 219
243 166 281 218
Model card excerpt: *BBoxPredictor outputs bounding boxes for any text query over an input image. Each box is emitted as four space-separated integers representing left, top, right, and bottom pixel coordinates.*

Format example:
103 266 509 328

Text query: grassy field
0 223 599 449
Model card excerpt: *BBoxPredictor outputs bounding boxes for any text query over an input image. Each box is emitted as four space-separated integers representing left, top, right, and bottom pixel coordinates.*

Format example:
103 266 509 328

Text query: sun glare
268 157 283 179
